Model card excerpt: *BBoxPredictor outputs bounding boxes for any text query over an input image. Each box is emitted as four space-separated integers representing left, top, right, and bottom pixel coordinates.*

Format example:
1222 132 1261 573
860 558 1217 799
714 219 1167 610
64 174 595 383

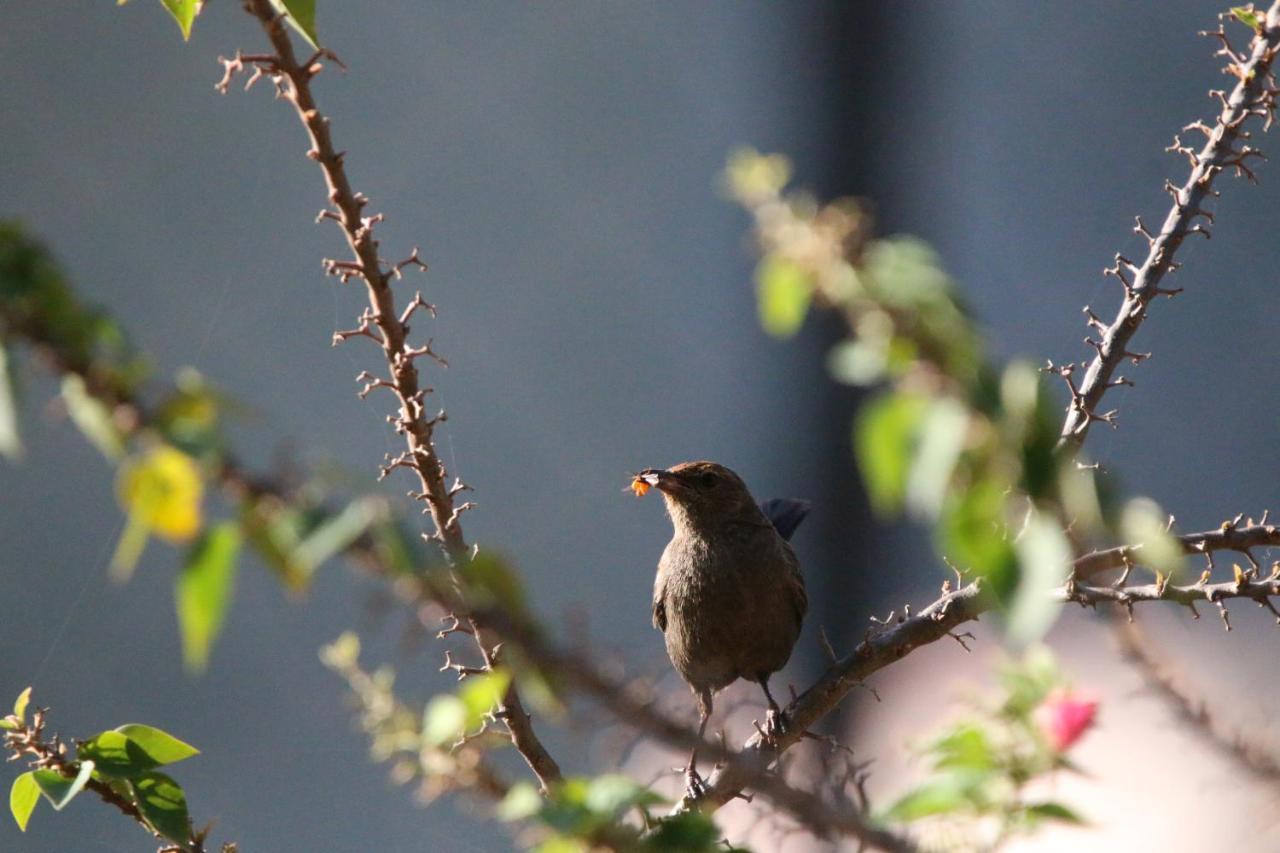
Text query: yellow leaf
117 446 203 543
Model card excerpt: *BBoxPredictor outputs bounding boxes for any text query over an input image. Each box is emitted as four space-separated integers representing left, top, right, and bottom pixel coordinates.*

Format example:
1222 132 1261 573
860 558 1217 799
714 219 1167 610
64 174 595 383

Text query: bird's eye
697 471 719 488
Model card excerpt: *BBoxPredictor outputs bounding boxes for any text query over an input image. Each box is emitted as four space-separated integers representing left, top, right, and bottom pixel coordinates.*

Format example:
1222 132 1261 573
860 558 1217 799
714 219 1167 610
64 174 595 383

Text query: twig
1057 3 1280 450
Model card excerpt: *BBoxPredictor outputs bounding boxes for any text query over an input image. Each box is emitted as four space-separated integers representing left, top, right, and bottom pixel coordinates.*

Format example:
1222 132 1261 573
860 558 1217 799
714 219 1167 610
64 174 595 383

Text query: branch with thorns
1056 3 1280 449
224 0 563 792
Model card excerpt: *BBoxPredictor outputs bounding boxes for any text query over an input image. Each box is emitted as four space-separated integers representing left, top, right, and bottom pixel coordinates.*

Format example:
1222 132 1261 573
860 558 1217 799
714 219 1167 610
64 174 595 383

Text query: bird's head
633 461 759 531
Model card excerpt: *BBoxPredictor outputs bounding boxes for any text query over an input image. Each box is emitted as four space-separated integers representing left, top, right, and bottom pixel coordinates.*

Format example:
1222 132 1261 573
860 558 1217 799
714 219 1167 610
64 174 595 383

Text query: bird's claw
682 765 709 802
764 707 790 745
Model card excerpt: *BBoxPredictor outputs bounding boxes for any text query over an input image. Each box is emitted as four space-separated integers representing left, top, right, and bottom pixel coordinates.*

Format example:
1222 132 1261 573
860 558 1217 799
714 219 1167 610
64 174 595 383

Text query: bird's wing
759 498 812 542
786 565 808 626
652 578 667 632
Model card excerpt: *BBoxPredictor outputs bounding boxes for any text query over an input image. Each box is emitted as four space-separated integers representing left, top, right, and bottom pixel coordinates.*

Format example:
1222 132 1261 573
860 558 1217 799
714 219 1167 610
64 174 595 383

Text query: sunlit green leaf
78 731 157 779
1025 801 1086 825
114 725 199 766
423 695 467 747
0 341 22 460
939 478 1015 595
905 397 968 519
459 668 512 730
160 0 201 40
319 631 361 671
1120 498 1184 579
176 522 242 672
1233 6 1262 29
32 762 93 810
13 687 31 722
583 774 664 818
755 255 812 338
496 782 542 821
9 772 38 831
930 725 996 773
1007 511 1070 647
278 0 319 48
62 375 124 461
723 148 791 203
828 338 888 387
130 770 190 844
854 391 928 517
883 776 975 822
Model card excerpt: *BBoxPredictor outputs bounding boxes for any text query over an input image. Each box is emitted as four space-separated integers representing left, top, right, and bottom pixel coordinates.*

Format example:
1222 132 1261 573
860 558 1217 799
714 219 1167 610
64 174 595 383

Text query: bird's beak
637 468 685 495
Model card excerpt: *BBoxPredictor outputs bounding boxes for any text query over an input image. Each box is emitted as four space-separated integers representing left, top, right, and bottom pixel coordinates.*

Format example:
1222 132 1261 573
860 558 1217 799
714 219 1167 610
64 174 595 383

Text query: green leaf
62 375 124 461
78 730 158 779
1025 801 1086 825
266 0 319 48
0 341 22 460
130 770 190 845
496 782 543 821
755 255 812 338
423 695 467 747
13 686 31 722
114 725 199 766
883 777 973 822
292 497 380 583
279 0 319 48
459 668 512 730
160 0 200 40
462 552 528 617
319 631 361 671
929 724 996 773
905 397 968 519
176 522 242 672
828 338 888 387
9 772 39 831
1120 498 1184 578
583 774 664 819
1233 6 1261 29
641 811 721 851
1007 510 1071 647
939 477 1016 596
854 391 929 517
32 761 94 810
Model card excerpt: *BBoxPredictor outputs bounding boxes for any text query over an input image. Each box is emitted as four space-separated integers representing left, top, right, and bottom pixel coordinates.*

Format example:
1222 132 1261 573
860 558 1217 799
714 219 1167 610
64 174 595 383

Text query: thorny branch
1111 620 1280 782
1055 3 1280 449
224 0 561 792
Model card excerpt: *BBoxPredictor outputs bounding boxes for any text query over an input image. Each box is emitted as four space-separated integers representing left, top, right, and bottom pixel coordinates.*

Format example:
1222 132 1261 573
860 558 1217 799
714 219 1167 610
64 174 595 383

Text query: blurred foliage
882 649 1093 851
726 149 1185 646
0 221 429 670
4 689 212 849
498 776 726 852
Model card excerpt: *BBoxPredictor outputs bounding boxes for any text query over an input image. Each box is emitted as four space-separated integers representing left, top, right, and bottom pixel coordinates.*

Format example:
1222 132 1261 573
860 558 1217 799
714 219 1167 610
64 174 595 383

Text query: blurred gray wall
2 2 1279 851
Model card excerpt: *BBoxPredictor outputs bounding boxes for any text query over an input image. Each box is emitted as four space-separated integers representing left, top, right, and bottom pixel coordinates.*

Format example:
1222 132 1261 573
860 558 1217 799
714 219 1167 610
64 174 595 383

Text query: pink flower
1036 690 1098 752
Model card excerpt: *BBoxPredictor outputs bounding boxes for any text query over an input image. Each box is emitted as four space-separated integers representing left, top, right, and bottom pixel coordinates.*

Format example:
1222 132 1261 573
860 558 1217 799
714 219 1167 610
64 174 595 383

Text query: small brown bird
633 461 809 798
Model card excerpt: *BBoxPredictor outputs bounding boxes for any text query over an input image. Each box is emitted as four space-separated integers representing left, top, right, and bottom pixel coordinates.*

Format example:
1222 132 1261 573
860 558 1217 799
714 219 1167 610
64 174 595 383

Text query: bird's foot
764 706 790 745
681 765 709 802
